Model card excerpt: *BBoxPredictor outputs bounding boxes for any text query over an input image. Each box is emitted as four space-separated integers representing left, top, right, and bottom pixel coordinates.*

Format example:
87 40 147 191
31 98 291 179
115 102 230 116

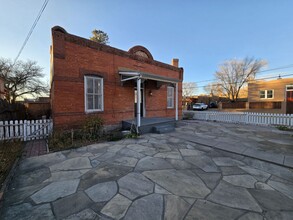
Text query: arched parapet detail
128 45 153 60
52 26 67 34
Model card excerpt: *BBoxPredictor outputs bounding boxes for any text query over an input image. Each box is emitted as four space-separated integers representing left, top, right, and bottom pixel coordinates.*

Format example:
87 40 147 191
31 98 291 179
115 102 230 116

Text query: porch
122 117 176 134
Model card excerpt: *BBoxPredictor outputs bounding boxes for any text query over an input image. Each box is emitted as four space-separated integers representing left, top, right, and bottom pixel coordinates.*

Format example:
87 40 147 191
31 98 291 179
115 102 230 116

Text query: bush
82 116 104 141
48 116 104 152
276 125 293 131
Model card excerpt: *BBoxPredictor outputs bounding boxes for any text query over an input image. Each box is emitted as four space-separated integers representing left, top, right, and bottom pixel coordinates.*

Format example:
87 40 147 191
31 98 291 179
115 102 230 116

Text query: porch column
137 78 141 127
175 82 178 121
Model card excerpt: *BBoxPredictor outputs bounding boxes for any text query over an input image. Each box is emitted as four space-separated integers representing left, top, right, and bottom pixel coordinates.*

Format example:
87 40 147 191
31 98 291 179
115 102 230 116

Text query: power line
194 64 293 84
186 73 293 89
13 0 49 64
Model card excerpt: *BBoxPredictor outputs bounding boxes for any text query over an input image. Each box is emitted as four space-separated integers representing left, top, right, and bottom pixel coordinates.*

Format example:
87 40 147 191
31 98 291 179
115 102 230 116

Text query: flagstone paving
1 121 293 219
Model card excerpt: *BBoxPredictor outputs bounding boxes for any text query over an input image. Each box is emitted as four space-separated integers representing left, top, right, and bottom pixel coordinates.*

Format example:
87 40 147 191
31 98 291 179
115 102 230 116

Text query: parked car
192 103 208 110
209 102 218 108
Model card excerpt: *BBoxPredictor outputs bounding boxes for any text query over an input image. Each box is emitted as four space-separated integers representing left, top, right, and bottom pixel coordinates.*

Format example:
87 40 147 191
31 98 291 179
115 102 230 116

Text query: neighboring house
248 78 293 114
23 97 51 119
0 77 5 99
50 26 183 130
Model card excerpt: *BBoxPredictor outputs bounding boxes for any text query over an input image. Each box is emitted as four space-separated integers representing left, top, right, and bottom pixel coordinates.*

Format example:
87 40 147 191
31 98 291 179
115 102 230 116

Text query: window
167 86 174 108
259 90 274 99
286 85 293 91
267 90 273 98
259 90 265 99
84 76 103 112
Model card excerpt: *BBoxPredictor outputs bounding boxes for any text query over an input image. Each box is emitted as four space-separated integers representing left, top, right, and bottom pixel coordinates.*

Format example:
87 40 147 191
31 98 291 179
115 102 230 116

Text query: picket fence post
23 120 27 141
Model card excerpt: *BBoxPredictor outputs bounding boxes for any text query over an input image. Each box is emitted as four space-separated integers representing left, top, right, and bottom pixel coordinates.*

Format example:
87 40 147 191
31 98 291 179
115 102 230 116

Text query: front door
134 88 144 117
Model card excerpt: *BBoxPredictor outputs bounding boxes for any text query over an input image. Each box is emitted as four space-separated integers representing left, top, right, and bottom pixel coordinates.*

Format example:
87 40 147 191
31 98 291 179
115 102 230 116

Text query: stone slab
239 166 271 182
118 172 154 200
207 181 262 212
267 180 293 200
154 184 171 195
117 148 145 159
212 157 245 166
30 179 79 204
45 169 90 182
166 158 193 169
85 181 117 203
238 212 263 220
2 203 54 220
194 172 221 190
185 155 219 172
154 151 182 160
223 175 257 188
265 211 293 220
220 166 247 176
243 157 293 182
64 209 100 220
185 199 244 220
248 189 293 210
101 194 132 220
164 195 191 220
135 156 173 171
52 191 93 219
242 148 285 165
50 157 92 172
284 156 293 168
11 167 51 188
143 169 210 198
107 155 138 167
79 164 132 190
126 144 157 156
18 152 66 171
255 182 274 190
179 149 205 157
124 194 163 220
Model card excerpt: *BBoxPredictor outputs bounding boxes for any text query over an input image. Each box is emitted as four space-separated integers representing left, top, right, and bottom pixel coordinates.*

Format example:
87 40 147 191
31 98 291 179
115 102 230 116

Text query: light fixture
149 90 153 96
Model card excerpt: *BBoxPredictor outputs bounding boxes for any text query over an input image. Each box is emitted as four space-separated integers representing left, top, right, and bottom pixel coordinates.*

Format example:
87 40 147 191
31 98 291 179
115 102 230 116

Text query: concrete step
152 124 175 134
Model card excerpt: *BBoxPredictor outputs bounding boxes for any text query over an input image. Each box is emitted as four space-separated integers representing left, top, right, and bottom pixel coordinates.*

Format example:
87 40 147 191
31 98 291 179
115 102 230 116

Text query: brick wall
50 26 183 129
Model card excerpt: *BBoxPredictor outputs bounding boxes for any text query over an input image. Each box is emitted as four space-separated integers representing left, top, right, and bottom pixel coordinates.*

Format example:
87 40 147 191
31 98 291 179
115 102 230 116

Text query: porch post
175 83 178 121
137 78 141 127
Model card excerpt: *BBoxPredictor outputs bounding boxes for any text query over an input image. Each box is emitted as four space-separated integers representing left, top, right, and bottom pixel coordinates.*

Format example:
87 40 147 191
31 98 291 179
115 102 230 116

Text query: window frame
84 76 104 113
259 89 274 99
286 85 293 91
167 86 174 109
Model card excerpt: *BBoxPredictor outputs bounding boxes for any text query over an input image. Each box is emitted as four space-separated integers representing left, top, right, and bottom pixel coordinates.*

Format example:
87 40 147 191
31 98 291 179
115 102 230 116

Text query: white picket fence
193 111 293 127
0 119 53 141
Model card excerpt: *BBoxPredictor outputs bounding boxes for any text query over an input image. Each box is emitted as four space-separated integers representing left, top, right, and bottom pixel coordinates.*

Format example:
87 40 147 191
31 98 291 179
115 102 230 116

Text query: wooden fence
0 119 53 141
249 102 282 109
222 102 247 109
193 111 293 127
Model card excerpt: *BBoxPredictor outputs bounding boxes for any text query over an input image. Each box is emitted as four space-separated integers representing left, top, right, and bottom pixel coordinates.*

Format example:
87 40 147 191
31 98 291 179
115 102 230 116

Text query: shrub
82 116 104 141
48 116 104 152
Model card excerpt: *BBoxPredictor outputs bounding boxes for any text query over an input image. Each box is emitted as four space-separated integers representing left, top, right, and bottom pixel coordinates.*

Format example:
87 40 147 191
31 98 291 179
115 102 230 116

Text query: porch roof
119 71 180 83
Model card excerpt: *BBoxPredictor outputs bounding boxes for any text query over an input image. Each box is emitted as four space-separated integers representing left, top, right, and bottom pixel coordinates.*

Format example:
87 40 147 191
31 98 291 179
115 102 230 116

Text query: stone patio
1 121 293 219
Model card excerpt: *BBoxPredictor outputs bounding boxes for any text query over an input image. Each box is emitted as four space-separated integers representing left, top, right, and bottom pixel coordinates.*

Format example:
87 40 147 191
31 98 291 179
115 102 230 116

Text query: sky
1 0 293 94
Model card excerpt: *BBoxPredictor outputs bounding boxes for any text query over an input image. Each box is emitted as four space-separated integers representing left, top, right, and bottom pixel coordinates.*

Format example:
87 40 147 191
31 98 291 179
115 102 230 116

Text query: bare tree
182 82 197 97
204 83 223 96
0 58 48 103
90 29 109 44
215 57 267 102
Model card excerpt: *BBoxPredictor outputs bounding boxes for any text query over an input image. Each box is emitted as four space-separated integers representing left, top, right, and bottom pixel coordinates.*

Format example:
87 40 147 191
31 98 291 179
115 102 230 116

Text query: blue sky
1 0 293 93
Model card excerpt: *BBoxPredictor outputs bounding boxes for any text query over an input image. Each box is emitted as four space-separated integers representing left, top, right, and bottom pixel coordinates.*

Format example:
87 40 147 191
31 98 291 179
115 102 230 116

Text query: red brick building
50 26 183 131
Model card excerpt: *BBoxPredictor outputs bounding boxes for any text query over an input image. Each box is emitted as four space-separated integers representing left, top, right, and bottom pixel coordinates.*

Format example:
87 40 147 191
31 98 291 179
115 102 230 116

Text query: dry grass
0 140 22 186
